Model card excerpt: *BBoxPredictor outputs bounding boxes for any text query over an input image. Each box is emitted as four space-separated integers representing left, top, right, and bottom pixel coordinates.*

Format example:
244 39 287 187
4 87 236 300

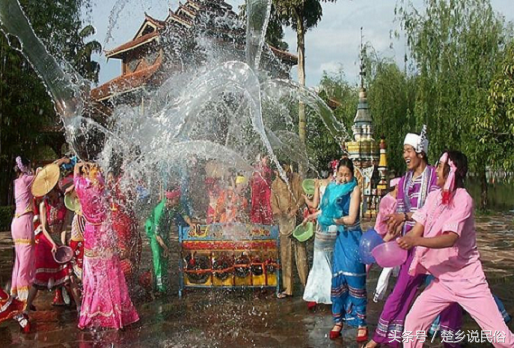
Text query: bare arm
416 232 459 248
333 186 361 226
397 229 458 250
303 210 321 223
302 179 322 209
312 180 321 208
54 156 70 166
386 212 413 234
183 215 196 229
40 202 57 252
155 235 168 249
303 194 316 209
73 162 83 178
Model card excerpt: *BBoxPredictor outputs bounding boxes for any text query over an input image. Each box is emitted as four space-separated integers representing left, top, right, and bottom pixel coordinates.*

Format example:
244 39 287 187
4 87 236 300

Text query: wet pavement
1 213 513 347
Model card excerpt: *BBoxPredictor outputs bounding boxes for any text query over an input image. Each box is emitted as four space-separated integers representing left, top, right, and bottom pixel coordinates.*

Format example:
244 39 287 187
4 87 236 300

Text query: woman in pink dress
10 156 36 303
74 162 139 330
398 150 514 348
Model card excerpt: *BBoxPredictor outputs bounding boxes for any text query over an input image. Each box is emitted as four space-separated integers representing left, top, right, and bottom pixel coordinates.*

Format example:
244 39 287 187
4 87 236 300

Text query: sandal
276 291 291 299
329 323 343 340
357 327 369 343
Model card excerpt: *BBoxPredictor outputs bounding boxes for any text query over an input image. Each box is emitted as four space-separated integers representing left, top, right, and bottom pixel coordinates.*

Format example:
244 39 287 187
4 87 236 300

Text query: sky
84 0 514 88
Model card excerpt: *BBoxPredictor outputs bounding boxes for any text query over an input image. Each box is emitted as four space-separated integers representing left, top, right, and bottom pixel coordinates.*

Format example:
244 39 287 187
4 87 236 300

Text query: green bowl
293 222 314 242
64 193 81 212
302 179 316 196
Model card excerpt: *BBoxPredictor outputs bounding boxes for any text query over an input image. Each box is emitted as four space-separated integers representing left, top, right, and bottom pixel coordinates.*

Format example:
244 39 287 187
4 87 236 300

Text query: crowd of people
3 156 141 331
296 128 514 347
2 127 514 348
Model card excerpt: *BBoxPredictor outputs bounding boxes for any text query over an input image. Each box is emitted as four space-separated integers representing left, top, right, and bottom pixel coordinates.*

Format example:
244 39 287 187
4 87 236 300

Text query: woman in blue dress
323 159 367 343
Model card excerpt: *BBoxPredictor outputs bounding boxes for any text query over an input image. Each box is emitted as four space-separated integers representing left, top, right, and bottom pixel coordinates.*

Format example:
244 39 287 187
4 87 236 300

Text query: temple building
91 0 297 108
345 47 389 218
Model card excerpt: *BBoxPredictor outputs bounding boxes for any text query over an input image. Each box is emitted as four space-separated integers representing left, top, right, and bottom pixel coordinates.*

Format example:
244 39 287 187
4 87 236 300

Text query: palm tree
274 0 335 144
72 25 102 83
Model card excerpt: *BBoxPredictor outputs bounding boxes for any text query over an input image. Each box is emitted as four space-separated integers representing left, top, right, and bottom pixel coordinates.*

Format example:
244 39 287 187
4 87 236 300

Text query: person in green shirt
145 189 195 293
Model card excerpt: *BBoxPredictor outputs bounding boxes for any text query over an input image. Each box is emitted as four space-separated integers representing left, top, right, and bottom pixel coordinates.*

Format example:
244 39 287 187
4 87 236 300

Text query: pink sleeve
73 176 83 193
374 211 388 236
24 174 35 185
374 194 396 236
442 191 473 237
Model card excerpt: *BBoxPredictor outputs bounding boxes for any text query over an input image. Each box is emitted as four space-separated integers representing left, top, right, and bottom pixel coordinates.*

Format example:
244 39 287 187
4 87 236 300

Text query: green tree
0 0 100 205
313 69 357 172
396 0 510 208
70 25 102 83
265 4 289 51
273 0 334 146
0 34 54 205
363 53 418 176
238 3 289 51
480 42 514 170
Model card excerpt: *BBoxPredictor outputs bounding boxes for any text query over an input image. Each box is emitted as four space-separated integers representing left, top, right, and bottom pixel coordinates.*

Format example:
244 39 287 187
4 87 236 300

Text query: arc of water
261 78 350 142
245 0 272 70
0 0 83 119
170 61 290 183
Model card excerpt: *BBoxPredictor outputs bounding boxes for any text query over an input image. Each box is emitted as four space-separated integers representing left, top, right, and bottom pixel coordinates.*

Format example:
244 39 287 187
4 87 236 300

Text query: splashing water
0 0 349 251
0 0 85 118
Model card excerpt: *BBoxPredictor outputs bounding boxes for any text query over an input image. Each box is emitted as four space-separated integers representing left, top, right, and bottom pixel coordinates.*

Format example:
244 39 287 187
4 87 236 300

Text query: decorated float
178 223 280 297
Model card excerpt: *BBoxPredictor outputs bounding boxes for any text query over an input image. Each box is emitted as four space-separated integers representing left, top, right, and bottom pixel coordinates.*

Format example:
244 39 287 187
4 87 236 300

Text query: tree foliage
238 3 289 51
480 42 514 170
363 54 418 176
273 0 334 148
313 69 357 172
0 0 101 204
395 0 512 208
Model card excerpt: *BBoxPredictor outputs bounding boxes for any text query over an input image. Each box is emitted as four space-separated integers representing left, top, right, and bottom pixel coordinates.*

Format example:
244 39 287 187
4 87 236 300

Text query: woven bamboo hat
31 164 60 197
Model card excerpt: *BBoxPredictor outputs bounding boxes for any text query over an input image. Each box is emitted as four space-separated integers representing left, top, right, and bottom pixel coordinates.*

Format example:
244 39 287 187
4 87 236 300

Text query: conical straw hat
31 164 60 197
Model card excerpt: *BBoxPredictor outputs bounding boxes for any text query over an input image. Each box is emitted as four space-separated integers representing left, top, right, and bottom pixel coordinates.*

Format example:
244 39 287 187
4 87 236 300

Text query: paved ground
0 213 513 347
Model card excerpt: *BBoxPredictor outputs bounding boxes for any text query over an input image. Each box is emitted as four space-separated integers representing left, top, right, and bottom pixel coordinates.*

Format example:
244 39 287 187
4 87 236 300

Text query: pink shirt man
409 188 482 281
404 187 514 348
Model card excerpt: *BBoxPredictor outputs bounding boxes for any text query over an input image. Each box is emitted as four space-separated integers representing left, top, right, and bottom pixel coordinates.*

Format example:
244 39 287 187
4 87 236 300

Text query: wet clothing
405 188 514 348
10 174 35 302
75 174 139 330
69 213 85 280
215 188 249 223
110 181 141 281
373 193 399 302
145 199 188 293
33 197 69 290
272 173 307 295
303 183 336 304
327 179 367 327
251 164 273 224
373 166 461 347
0 288 25 323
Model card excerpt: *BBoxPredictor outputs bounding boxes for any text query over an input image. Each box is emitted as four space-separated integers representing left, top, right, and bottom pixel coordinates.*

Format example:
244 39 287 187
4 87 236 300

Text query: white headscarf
403 125 428 154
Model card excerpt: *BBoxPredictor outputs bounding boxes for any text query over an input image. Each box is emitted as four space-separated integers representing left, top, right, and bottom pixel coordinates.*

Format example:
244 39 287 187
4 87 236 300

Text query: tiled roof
91 61 162 101
105 31 159 58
